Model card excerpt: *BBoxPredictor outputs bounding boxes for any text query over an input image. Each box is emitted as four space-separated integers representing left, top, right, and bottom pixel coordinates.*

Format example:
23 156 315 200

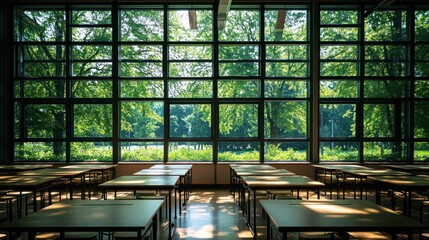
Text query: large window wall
11 3 429 163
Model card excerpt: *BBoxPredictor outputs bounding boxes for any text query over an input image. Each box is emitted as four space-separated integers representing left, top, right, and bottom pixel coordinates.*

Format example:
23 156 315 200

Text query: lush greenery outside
12 4 429 163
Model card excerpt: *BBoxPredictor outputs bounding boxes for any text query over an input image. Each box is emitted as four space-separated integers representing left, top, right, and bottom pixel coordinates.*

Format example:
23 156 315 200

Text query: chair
347 231 390 240
6 191 34 216
0 195 17 222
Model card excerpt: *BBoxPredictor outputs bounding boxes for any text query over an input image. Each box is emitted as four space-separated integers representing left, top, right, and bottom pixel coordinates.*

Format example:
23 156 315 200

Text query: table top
60 164 117 171
133 168 189 176
230 164 276 170
371 175 429 188
259 199 426 232
99 175 180 188
234 168 296 176
0 164 53 171
150 164 193 170
341 168 411 177
0 200 164 232
383 164 429 172
312 164 371 171
0 175 61 188
241 175 325 189
18 168 89 177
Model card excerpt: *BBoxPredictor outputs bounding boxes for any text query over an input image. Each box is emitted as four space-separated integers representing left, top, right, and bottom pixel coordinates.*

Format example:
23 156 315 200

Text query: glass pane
415 142 429 162
19 45 65 78
72 62 112 77
170 104 211 138
74 104 112 137
365 10 408 41
71 9 111 24
219 62 259 77
168 142 213 162
219 45 259 60
169 62 212 77
364 80 406 98
121 45 162 60
25 104 65 138
169 45 212 60
415 80 429 98
121 9 163 41
415 45 429 77
364 142 407 162
218 80 260 98
22 63 66 78
264 9 307 41
14 142 66 162
15 9 65 42
121 62 163 78
415 10 429 42
415 102 429 139
71 142 112 162
364 104 396 138
121 102 164 139
24 80 65 98
266 45 307 60
320 45 358 77
219 104 258 138
264 101 307 138
320 27 358 42
320 80 358 98
365 45 407 77
73 45 112 60
319 142 359 162
320 104 356 138
120 142 163 161
219 9 260 42
23 45 65 60
266 62 308 78
120 80 164 98
168 80 212 98
265 80 308 98
72 80 112 98
71 27 112 42
218 141 259 162
168 10 213 42
265 142 307 161
14 103 21 139
320 10 358 25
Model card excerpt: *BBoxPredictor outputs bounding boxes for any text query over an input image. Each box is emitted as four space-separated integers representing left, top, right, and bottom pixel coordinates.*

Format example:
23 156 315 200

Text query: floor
0 185 427 240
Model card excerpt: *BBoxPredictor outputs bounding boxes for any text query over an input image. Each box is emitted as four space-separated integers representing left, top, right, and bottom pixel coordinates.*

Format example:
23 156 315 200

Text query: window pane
219 62 259 77
170 45 212 60
320 27 358 42
170 104 211 138
169 142 213 162
218 141 259 162
265 80 308 98
19 45 65 78
219 104 258 138
364 80 406 98
364 142 407 162
415 10 429 42
264 9 308 41
168 9 213 42
218 80 260 98
364 104 395 138
120 142 163 162
24 80 65 98
320 104 356 138
320 80 358 98
415 80 429 98
121 102 164 139
265 142 307 161
319 142 359 162
15 9 65 42
120 9 163 41
415 102 429 139
320 10 358 25
120 45 163 78
320 45 358 77
25 104 65 138
365 10 408 41
169 62 212 78
15 142 66 161
415 142 429 162
365 45 407 77
415 45 429 77
266 45 308 59
72 80 112 98
264 101 307 138
219 9 260 42
120 80 164 98
71 142 112 162
74 104 112 137
72 9 111 24
71 27 112 42
266 62 307 77
168 80 212 98
14 103 20 139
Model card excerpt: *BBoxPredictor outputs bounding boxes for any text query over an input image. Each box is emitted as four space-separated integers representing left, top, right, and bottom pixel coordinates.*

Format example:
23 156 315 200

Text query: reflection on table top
99 175 180 187
259 199 426 231
150 164 193 170
18 168 89 177
0 175 61 187
341 168 411 177
242 175 325 188
234 168 296 176
312 164 371 171
230 164 276 170
133 168 189 176
0 200 164 231
0 164 53 171
60 164 117 170
370 174 429 187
